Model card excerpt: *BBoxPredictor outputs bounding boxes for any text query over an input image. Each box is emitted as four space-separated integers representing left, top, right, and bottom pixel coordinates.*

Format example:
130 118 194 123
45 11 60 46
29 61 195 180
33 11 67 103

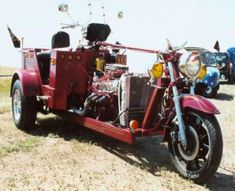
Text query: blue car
195 51 220 98
227 47 235 81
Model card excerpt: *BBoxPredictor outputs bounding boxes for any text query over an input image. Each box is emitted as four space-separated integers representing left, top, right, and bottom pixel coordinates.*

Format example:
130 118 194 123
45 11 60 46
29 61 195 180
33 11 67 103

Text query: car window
200 52 217 66
215 54 229 64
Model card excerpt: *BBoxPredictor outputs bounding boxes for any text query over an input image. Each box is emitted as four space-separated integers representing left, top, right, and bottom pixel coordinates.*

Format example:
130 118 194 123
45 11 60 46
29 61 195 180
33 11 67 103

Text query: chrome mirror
58 4 68 12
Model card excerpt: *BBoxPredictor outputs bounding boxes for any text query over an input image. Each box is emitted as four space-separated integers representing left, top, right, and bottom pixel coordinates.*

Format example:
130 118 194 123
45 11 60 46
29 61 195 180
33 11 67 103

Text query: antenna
88 0 93 21
87 0 106 24
101 1 106 23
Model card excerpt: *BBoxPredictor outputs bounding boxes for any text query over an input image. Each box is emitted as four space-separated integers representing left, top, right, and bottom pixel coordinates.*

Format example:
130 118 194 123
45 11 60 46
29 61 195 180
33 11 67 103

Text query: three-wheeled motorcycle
10 5 223 184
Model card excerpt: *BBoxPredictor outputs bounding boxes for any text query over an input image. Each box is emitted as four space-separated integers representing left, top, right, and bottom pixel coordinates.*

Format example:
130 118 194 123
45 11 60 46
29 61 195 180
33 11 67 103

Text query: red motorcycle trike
10 15 223 183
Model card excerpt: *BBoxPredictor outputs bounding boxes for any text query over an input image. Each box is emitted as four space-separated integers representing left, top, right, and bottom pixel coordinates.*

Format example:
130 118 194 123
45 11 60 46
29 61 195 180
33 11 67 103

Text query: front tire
203 86 218 98
168 110 223 183
12 80 37 130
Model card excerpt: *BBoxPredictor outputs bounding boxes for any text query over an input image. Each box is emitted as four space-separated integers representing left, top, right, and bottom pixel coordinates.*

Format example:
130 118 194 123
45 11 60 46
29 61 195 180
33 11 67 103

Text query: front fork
168 62 187 146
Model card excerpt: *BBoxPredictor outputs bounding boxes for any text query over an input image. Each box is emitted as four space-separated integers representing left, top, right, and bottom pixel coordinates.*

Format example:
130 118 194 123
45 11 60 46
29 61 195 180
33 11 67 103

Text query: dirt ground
0 84 234 191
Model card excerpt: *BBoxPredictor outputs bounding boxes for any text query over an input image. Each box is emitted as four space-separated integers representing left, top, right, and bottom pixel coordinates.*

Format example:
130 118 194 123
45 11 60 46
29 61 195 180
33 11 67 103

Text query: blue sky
1 0 235 72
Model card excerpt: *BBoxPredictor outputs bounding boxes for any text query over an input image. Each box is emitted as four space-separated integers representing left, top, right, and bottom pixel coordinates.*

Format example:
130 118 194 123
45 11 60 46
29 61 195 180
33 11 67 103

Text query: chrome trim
13 89 21 122
168 62 187 146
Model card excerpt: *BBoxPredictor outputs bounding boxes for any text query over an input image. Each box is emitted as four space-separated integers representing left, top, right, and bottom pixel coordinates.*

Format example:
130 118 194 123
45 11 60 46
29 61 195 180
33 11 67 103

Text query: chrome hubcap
205 86 213 94
177 126 200 161
173 112 211 173
13 89 21 121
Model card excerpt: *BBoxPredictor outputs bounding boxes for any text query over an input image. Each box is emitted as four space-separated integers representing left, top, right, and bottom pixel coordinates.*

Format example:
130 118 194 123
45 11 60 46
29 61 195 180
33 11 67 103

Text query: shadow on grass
205 171 235 191
26 115 235 189
215 93 234 101
25 115 174 175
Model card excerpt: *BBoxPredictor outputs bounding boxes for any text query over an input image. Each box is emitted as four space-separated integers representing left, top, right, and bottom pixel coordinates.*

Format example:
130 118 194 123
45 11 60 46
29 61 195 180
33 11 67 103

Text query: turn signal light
197 65 207 80
129 120 139 130
149 62 164 79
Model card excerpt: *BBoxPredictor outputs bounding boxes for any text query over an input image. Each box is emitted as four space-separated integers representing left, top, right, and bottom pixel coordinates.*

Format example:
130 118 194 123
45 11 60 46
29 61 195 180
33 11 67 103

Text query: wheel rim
172 112 211 173
13 89 22 122
177 126 200 161
205 86 213 95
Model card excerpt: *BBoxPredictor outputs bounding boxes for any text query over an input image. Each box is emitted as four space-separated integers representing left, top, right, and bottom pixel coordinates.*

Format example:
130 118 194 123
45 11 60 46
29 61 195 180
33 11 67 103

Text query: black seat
51 31 70 48
37 52 51 83
38 31 70 84
85 23 111 42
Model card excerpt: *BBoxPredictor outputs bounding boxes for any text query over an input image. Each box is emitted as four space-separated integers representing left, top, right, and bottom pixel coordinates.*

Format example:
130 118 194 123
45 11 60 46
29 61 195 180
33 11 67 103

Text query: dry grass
0 84 234 190
0 66 16 113
0 66 18 76
0 77 11 114
0 136 41 157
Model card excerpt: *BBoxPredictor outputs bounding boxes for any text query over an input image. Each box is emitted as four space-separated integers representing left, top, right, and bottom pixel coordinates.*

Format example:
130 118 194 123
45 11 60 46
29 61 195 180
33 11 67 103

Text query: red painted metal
99 42 162 54
13 69 41 96
181 95 220 114
13 41 220 145
142 88 165 129
24 50 39 71
68 113 135 144
142 77 170 129
48 50 98 109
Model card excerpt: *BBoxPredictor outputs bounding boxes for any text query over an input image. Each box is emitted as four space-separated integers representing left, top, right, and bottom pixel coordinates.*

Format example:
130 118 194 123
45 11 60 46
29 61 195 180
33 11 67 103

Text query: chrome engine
83 64 153 126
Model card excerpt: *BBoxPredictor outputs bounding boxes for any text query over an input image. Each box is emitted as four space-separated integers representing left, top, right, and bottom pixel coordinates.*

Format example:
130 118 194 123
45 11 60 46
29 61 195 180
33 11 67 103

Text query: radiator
119 74 153 126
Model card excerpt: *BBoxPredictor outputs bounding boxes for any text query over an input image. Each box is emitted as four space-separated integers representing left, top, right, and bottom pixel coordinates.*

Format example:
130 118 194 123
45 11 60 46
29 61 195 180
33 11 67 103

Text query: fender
181 95 220 114
11 69 41 97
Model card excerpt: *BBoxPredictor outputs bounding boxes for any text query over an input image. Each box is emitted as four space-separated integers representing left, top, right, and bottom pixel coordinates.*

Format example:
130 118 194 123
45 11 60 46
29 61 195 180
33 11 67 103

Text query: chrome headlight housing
179 51 202 79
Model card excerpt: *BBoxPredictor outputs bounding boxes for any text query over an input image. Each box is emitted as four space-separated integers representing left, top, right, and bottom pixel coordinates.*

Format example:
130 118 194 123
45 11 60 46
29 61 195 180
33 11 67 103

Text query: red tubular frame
68 113 135 144
99 42 162 54
66 78 171 143
64 43 169 143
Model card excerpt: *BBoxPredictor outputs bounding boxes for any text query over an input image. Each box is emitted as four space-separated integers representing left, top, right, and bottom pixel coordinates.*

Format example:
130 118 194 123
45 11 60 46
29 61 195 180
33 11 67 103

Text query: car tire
203 86 218 98
12 80 37 130
228 75 234 84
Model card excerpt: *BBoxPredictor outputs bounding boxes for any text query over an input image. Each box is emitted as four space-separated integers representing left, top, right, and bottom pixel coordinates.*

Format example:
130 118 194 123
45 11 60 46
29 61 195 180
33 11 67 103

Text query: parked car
214 52 233 82
185 48 220 98
227 47 235 81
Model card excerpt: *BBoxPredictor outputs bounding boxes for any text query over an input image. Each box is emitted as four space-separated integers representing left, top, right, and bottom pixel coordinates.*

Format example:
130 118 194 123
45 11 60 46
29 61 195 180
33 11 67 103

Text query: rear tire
168 110 223 184
12 80 37 130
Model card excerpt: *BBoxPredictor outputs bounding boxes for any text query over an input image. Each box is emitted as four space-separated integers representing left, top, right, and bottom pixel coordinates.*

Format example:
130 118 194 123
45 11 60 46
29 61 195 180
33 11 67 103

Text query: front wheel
203 86 218 98
12 80 37 130
168 110 223 183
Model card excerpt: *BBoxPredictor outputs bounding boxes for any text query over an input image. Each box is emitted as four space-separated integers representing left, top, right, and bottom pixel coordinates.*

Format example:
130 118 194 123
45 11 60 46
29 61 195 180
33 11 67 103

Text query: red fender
11 69 41 97
181 95 220 114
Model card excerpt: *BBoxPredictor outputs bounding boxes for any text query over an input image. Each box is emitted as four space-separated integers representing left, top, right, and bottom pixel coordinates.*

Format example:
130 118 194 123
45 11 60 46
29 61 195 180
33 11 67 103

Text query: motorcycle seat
37 31 71 84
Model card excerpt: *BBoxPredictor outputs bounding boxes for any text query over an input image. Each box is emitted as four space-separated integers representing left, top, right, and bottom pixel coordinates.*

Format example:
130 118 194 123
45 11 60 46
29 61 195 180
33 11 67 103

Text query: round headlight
179 52 202 78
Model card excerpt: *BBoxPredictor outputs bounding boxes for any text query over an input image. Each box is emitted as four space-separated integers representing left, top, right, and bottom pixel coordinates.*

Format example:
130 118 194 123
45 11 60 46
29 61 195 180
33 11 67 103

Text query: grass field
0 66 17 76
0 78 11 113
0 65 234 189
0 66 17 113
0 84 234 190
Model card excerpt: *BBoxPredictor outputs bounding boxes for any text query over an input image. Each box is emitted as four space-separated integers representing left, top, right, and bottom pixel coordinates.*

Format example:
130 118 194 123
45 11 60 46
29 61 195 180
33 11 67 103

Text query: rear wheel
12 80 37 130
168 110 223 183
